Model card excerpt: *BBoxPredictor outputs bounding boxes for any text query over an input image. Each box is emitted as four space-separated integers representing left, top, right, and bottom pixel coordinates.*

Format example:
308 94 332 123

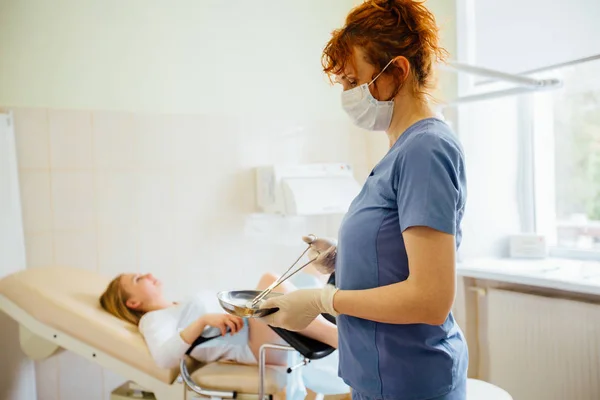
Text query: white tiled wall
1 0 458 396
9 106 370 399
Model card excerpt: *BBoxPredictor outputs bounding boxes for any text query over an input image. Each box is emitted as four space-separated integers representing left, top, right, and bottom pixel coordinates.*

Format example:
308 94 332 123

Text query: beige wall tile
173 219 205 271
57 352 103 400
15 109 373 399
12 108 49 169
133 113 174 170
136 172 173 228
138 226 175 277
97 226 138 277
48 109 93 169
173 171 226 226
25 232 54 268
51 171 95 231
95 171 138 228
34 358 59 400
171 114 207 170
171 115 239 171
101 369 128 398
91 111 135 170
54 229 98 271
18 170 53 233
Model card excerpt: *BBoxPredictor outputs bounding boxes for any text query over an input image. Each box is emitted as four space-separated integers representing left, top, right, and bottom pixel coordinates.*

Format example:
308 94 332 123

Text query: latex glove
303 235 337 275
259 285 339 331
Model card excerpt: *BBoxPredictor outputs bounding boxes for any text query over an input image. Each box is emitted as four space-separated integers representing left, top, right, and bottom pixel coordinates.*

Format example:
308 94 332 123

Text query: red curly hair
322 0 448 100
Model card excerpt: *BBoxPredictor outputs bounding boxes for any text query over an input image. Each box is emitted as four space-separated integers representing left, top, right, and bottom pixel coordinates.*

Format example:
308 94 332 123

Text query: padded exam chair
0 267 342 400
180 274 339 400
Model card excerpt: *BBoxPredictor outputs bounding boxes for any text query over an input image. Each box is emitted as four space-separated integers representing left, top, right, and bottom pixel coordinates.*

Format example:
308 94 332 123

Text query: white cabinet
458 276 600 400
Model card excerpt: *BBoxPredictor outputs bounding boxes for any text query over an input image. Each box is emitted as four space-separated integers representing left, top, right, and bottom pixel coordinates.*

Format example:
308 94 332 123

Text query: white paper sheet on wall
0 112 37 400
0 113 27 274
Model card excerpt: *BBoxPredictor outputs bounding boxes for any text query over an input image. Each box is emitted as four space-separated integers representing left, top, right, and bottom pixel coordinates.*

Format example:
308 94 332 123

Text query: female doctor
260 1 469 399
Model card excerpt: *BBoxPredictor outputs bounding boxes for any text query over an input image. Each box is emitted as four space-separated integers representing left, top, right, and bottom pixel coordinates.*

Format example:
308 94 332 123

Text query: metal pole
444 61 549 87
259 344 296 400
440 60 563 106
446 86 538 106
179 359 236 399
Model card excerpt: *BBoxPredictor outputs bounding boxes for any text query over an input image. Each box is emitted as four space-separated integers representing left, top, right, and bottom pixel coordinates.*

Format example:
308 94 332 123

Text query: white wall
0 1 466 398
0 0 350 121
0 1 366 399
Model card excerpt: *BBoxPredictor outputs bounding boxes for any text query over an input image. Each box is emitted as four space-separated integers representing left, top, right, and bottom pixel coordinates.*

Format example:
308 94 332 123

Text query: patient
99 272 338 369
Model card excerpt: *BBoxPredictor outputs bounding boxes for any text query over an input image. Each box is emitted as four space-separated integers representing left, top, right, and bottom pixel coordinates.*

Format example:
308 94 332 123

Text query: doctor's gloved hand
303 235 337 275
259 285 339 331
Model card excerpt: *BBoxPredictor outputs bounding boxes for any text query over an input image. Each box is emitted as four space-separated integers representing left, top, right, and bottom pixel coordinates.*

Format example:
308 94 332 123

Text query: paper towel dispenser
256 163 362 215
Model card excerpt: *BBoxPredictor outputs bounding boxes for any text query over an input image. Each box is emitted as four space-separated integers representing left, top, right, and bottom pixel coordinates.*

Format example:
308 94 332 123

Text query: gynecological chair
179 274 338 400
0 266 343 400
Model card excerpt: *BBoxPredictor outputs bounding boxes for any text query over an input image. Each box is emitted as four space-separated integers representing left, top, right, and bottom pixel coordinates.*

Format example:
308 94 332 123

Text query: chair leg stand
259 343 301 400
180 359 236 399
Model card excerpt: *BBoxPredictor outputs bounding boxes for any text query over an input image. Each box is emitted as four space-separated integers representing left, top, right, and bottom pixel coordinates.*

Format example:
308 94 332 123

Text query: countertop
457 257 600 296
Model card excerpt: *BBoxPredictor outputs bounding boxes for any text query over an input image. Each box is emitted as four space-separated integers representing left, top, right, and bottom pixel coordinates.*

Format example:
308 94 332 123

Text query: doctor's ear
126 298 141 310
391 56 411 83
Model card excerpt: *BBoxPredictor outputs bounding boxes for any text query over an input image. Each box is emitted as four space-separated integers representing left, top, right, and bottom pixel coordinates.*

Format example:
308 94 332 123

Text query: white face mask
341 58 396 131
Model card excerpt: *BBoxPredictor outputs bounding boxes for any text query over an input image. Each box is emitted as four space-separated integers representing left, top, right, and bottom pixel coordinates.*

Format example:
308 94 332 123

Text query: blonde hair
99 274 145 325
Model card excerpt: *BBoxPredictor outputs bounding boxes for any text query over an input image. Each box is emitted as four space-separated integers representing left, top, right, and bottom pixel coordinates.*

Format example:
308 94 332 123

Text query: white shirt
138 292 252 369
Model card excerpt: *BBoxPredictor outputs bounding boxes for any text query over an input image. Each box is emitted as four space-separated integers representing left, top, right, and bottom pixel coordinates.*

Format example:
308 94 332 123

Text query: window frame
531 71 600 261
455 0 600 261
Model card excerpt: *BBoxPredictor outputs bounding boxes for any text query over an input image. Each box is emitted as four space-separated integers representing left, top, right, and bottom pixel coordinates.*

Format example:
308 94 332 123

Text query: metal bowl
217 290 283 318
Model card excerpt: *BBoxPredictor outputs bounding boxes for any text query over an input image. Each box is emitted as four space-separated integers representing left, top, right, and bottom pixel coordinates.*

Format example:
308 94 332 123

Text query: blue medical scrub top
336 118 469 400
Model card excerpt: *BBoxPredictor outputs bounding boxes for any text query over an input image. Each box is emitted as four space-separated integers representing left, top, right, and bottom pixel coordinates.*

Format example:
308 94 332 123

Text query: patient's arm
139 312 202 369
139 312 244 369
179 318 209 345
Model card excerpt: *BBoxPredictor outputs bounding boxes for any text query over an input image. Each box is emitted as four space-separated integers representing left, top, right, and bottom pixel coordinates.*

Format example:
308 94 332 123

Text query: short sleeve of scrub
396 132 463 235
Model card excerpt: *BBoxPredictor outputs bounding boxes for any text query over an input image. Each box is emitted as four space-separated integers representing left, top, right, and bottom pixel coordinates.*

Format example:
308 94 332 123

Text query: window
532 57 600 257
455 0 600 260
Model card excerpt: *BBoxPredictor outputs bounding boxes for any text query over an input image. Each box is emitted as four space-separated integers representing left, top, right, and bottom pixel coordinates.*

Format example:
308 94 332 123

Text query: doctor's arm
332 225 456 325
334 137 462 326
